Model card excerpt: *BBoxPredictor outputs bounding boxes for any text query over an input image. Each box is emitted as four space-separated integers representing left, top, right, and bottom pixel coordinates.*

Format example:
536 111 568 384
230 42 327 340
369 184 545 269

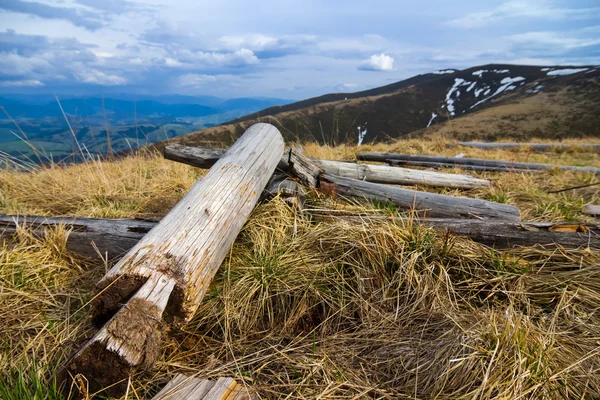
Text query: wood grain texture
386 159 541 174
359 152 600 174
320 174 521 220
152 375 256 400
308 211 599 249
313 159 490 189
94 123 284 324
287 149 322 188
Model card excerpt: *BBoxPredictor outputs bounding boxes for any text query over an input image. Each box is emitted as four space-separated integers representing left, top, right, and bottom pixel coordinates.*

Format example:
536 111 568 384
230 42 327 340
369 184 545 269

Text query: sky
0 0 599 100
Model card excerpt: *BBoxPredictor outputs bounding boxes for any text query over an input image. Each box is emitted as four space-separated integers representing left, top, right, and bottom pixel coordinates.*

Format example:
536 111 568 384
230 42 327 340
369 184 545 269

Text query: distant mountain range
163 64 600 147
0 94 291 163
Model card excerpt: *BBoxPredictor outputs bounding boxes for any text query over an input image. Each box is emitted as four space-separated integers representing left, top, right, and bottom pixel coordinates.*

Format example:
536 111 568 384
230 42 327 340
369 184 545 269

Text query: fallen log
584 204 600 217
320 173 521 220
307 211 600 249
386 159 540 173
60 123 284 395
0 214 154 260
454 142 600 151
359 152 600 174
166 144 491 189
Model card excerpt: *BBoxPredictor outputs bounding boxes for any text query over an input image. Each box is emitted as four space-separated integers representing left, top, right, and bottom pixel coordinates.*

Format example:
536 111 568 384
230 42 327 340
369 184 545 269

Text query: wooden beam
320 173 521 220
454 142 600 151
152 375 255 400
386 159 541 173
166 145 491 189
584 204 600 217
307 211 599 249
358 152 600 174
60 123 284 396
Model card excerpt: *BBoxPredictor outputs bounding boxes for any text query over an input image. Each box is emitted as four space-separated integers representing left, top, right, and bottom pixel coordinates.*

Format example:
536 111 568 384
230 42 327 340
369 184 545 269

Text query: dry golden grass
1 139 599 399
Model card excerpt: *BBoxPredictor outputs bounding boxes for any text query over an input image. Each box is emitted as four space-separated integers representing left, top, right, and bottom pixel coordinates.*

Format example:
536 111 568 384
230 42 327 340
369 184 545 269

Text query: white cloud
168 48 260 67
509 31 600 50
0 79 44 87
445 0 600 29
178 73 218 87
74 69 126 85
359 53 394 71
218 34 278 51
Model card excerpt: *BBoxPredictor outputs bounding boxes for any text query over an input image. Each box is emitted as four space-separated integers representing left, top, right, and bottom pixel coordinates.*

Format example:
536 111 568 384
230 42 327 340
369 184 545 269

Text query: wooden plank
152 375 216 399
320 173 521 220
584 204 600 217
454 142 600 151
386 159 541 174
166 144 491 189
307 211 600 249
60 123 284 396
358 152 600 174
0 214 154 260
312 159 490 189
204 377 238 400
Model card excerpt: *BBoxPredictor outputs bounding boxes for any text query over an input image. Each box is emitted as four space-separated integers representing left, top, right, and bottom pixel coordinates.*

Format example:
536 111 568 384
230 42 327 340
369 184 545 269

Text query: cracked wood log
165 144 491 189
320 173 520 220
453 142 600 151
358 152 600 174
386 159 540 174
286 150 520 220
152 375 256 400
59 123 284 396
307 211 600 249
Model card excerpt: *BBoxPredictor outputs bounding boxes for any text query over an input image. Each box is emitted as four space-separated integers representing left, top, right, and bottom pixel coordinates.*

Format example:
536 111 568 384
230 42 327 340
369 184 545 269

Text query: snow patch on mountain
432 69 456 75
526 84 543 94
466 82 477 92
472 70 487 77
445 78 466 116
357 123 368 146
427 112 438 127
470 76 526 109
493 69 510 73
547 68 588 76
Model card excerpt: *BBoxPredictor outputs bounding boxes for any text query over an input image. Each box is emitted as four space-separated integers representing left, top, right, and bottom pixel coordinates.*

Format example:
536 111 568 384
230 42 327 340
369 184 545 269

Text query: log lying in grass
320 173 521 220
308 211 600 249
0 214 155 260
454 142 600 151
312 159 490 188
387 159 540 174
152 375 256 400
166 144 491 189
584 204 600 217
358 152 600 174
60 123 284 396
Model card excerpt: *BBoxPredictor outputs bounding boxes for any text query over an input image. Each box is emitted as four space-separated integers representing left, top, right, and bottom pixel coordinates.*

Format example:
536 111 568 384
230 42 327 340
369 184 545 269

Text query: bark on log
386 159 540 173
584 204 600 217
60 123 284 396
358 152 600 174
166 145 491 189
307 211 599 249
454 142 600 151
320 174 520 220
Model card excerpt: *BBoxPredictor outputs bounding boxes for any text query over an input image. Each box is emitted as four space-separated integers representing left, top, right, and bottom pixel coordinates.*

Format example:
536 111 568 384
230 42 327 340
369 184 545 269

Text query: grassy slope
1 140 599 399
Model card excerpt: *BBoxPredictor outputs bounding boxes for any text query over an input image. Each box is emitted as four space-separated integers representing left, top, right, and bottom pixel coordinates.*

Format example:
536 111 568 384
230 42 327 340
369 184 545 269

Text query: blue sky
0 0 599 99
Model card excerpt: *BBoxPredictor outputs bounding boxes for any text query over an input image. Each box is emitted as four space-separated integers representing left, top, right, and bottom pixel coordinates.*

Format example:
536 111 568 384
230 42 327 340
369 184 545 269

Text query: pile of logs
1 123 598 397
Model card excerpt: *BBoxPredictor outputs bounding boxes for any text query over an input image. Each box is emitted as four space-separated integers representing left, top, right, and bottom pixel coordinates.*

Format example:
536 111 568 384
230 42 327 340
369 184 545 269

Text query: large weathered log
359 152 600 174
386 159 540 173
60 123 284 395
0 214 154 260
166 144 491 189
320 174 520 220
307 211 599 249
454 142 600 151
152 375 256 400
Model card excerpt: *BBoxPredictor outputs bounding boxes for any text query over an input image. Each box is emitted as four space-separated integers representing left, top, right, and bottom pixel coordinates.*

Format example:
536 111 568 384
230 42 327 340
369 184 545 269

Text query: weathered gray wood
287 149 322 188
454 142 600 151
307 211 599 249
359 152 600 174
386 159 540 173
584 204 600 217
320 173 521 220
60 123 284 396
312 159 490 188
152 375 256 400
0 214 154 260
164 144 288 171
166 144 490 189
